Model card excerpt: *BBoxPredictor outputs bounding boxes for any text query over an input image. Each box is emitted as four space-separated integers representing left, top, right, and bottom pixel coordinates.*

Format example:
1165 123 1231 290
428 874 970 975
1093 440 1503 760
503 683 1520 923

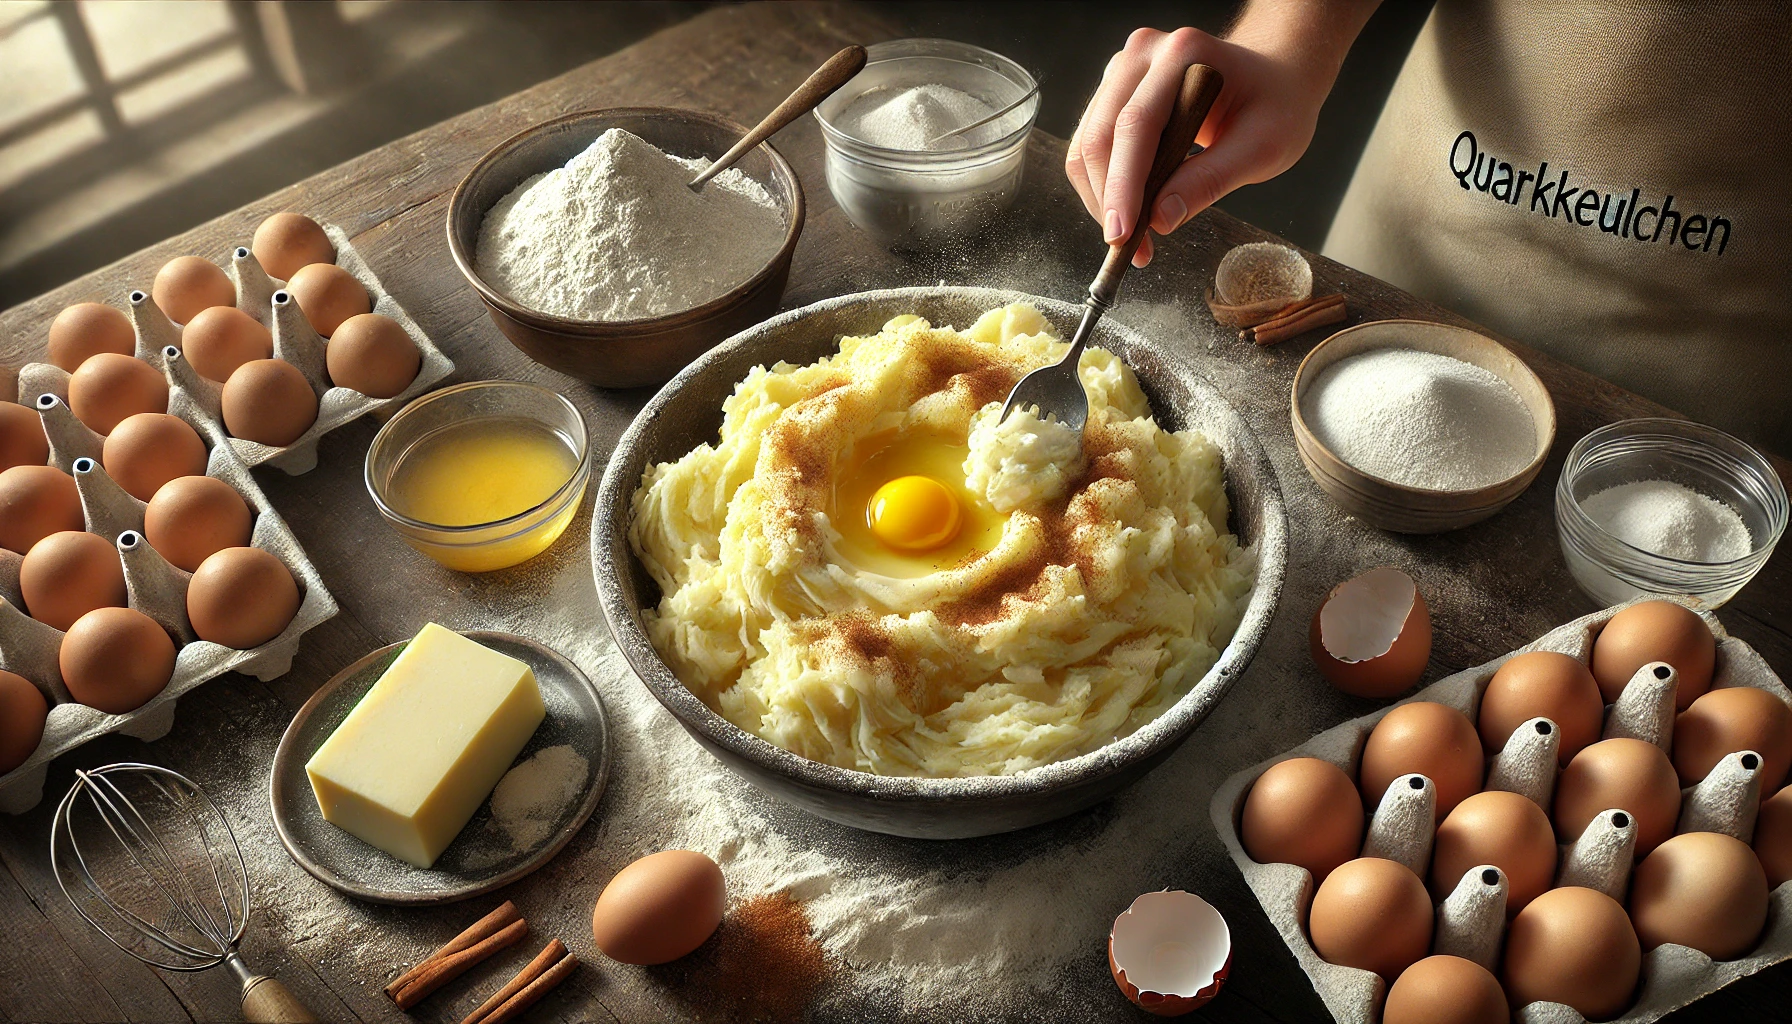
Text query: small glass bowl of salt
1556 418 1786 608
813 38 1039 248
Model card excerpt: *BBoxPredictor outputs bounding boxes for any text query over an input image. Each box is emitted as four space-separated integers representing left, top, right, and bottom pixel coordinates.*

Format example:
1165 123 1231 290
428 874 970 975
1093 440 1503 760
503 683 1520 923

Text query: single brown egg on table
326 313 419 399
143 475 253 572
1554 737 1681 856
1309 567 1431 698
68 352 168 435
285 263 369 337
1631 831 1769 960
1503 886 1640 1021
591 850 725 965
0 401 49 473
0 669 49 776
1383 954 1508 1024
1754 784 1792 887
59 606 177 714
47 302 134 372
1241 756 1364 882
1308 857 1433 980
251 212 334 281
222 359 317 447
1359 701 1483 816
186 546 299 649
180 305 272 383
19 530 125 632
1430 790 1557 914
0 464 83 554
152 256 235 325
101 412 208 502
1673 685 1792 789
1478 650 1603 765
1591 600 1715 709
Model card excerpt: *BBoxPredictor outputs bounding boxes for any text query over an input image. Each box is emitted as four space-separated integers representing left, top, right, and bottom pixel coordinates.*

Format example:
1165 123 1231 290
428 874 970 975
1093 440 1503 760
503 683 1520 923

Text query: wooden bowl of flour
1290 319 1557 533
446 108 804 388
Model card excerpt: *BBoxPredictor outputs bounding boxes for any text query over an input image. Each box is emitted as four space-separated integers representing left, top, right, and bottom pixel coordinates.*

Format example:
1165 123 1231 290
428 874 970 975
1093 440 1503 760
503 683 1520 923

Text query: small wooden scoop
689 44 867 190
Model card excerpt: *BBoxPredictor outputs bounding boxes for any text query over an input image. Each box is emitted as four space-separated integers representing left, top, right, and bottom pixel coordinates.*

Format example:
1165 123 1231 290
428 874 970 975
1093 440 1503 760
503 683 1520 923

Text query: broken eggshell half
1310 567 1431 698
1109 890 1232 1016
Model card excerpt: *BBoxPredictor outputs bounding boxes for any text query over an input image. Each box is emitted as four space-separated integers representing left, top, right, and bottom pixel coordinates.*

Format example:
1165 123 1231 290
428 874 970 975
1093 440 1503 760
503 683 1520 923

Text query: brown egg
326 313 419 399
1592 600 1715 710
222 359 317 447
252 212 335 281
1554 738 1681 856
1359 701 1483 817
1309 567 1431 698
1631 831 1768 960
101 413 208 502
180 305 272 383
1241 757 1364 882
591 850 725 965
1308 857 1433 980
1478 651 1603 765
0 464 83 554
143 475 253 572
286 263 369 337
1503 886 1640 1021
186 546 299 649
1753 784 1792 887
1431 790 1557 913
152 256 235 325
59 606 176 714
0 401 49 472
1384 955 1508 1024
68 353 168 435
1673 686 1792 789
47 302 133 372
19 530 125 631
0 669 48 776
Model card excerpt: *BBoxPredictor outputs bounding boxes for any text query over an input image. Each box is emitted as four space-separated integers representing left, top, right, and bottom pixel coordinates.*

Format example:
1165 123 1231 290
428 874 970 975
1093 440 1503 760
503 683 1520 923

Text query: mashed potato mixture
629 303 1254 776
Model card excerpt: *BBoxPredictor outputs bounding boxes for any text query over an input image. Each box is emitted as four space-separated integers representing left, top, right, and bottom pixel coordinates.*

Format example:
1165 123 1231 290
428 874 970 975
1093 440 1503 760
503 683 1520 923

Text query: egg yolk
868 475 961 551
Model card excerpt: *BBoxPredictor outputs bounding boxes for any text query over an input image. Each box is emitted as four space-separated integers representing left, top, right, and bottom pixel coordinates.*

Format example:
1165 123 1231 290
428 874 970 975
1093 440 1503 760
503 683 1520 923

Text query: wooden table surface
2 4 1787 1022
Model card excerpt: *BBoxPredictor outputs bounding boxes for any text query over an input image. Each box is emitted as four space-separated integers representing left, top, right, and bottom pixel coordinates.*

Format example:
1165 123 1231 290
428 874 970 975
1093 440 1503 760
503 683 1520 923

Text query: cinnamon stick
471 949 579 1024
385 901 522 1000
461 939 567 1024
391 918 529 1010
1243 294 1347 346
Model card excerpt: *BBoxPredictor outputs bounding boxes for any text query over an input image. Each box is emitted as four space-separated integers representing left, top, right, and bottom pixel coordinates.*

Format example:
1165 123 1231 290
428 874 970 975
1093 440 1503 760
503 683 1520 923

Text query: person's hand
1067 2 1377 266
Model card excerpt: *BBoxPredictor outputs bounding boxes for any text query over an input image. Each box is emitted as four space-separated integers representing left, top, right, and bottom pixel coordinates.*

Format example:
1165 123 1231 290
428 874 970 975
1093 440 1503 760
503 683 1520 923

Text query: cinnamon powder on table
656 891 833 1022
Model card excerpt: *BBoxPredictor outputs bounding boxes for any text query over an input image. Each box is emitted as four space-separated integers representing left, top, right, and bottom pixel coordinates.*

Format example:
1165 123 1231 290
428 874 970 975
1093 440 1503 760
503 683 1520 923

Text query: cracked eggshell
1311 568 1431 698
1109 890 1231 1016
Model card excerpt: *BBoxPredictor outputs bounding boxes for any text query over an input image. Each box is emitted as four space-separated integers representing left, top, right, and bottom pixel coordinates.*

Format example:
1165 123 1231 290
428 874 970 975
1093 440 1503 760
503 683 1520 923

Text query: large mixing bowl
593 287 1287 838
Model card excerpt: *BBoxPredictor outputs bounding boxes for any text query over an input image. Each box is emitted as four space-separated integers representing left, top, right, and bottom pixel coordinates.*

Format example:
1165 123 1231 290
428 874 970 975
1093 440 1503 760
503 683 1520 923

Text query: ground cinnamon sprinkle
656 891 832 1023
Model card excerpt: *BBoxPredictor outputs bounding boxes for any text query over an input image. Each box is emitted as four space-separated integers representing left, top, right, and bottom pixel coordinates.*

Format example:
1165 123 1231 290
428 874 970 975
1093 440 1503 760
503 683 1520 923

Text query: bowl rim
444 106 806 332
591 285 1288 807
1289 318 1559 498
813 37 1042 160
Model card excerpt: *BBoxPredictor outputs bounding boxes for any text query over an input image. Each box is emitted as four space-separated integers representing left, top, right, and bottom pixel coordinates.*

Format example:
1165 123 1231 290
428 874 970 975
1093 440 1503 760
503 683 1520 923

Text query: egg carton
1210 598 1792 1024
21 223 454 475
0 383 338 814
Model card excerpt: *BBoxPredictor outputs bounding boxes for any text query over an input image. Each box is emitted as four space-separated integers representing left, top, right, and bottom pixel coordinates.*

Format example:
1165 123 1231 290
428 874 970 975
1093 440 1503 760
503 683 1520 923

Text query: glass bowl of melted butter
366 381 590 572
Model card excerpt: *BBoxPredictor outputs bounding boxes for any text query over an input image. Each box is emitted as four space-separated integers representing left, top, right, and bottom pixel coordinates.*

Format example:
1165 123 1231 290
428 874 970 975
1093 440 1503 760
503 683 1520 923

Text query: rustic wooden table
2 5 1787 1023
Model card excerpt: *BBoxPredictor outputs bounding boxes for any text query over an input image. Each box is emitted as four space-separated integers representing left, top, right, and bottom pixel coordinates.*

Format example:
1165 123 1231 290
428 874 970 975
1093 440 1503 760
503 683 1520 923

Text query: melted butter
831 430 1007 578
390 418 576 527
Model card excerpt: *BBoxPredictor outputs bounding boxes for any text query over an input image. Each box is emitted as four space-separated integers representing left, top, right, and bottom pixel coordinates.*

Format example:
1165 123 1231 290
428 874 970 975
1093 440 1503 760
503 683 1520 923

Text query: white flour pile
1582 479 1753 562
475 128 784 321
836 84 996 150
1302 348 1536 490
491 744 589 850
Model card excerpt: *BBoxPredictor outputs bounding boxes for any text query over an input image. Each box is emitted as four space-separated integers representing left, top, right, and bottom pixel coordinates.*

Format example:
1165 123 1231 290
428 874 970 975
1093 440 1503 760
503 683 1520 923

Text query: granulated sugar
836 84 996 151
491 744 589 850
475 128 784 321
1581 479 1752 562
1302 348 1536 491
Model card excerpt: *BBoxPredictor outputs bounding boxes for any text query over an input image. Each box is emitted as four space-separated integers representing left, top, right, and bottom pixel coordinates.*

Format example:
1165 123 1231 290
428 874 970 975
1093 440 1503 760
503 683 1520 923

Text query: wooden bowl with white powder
1290 319 1557 533
446 108 803 387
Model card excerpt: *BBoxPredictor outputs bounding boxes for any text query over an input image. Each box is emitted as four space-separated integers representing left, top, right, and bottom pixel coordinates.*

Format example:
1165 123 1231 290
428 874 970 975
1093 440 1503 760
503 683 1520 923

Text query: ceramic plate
269 631 608 904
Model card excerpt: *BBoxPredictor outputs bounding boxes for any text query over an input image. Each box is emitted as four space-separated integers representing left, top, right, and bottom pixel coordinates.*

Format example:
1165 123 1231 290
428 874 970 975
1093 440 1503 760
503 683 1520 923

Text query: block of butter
306 623 545 868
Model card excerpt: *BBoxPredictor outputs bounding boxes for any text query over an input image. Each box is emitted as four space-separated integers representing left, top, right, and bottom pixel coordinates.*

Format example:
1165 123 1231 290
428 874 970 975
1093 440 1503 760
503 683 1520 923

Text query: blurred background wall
0 0 1431 310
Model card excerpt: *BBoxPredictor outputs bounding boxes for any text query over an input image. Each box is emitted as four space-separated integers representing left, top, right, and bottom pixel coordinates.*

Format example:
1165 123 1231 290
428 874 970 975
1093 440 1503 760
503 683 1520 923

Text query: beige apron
1324 0 1792 454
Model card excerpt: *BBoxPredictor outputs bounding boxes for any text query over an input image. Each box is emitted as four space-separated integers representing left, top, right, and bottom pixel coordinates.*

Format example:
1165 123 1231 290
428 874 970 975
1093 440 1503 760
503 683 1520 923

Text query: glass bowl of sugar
1556 418 1786 608
813 38 1040 248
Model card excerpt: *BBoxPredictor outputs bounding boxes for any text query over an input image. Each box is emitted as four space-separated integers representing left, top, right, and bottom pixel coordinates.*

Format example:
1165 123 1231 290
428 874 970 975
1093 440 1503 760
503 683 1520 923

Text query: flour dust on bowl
593 287 1286 839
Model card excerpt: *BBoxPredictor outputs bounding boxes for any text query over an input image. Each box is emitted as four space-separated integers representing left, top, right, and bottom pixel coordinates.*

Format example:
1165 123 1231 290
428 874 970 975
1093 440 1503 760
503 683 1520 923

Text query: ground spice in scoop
655 891 832 1022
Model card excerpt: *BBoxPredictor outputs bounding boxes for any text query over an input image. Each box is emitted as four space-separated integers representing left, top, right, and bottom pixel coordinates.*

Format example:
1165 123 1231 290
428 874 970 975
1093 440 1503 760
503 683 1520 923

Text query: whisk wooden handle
242 975 320 1024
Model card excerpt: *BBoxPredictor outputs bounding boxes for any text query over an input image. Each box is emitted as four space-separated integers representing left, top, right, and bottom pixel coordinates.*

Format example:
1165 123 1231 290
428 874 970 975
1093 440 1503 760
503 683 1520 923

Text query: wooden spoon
688 45 867 190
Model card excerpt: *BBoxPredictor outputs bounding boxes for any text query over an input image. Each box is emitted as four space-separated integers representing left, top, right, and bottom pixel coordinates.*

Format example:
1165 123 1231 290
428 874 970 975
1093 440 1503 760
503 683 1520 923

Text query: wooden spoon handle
1090 63 1224 307
690 44 867 188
